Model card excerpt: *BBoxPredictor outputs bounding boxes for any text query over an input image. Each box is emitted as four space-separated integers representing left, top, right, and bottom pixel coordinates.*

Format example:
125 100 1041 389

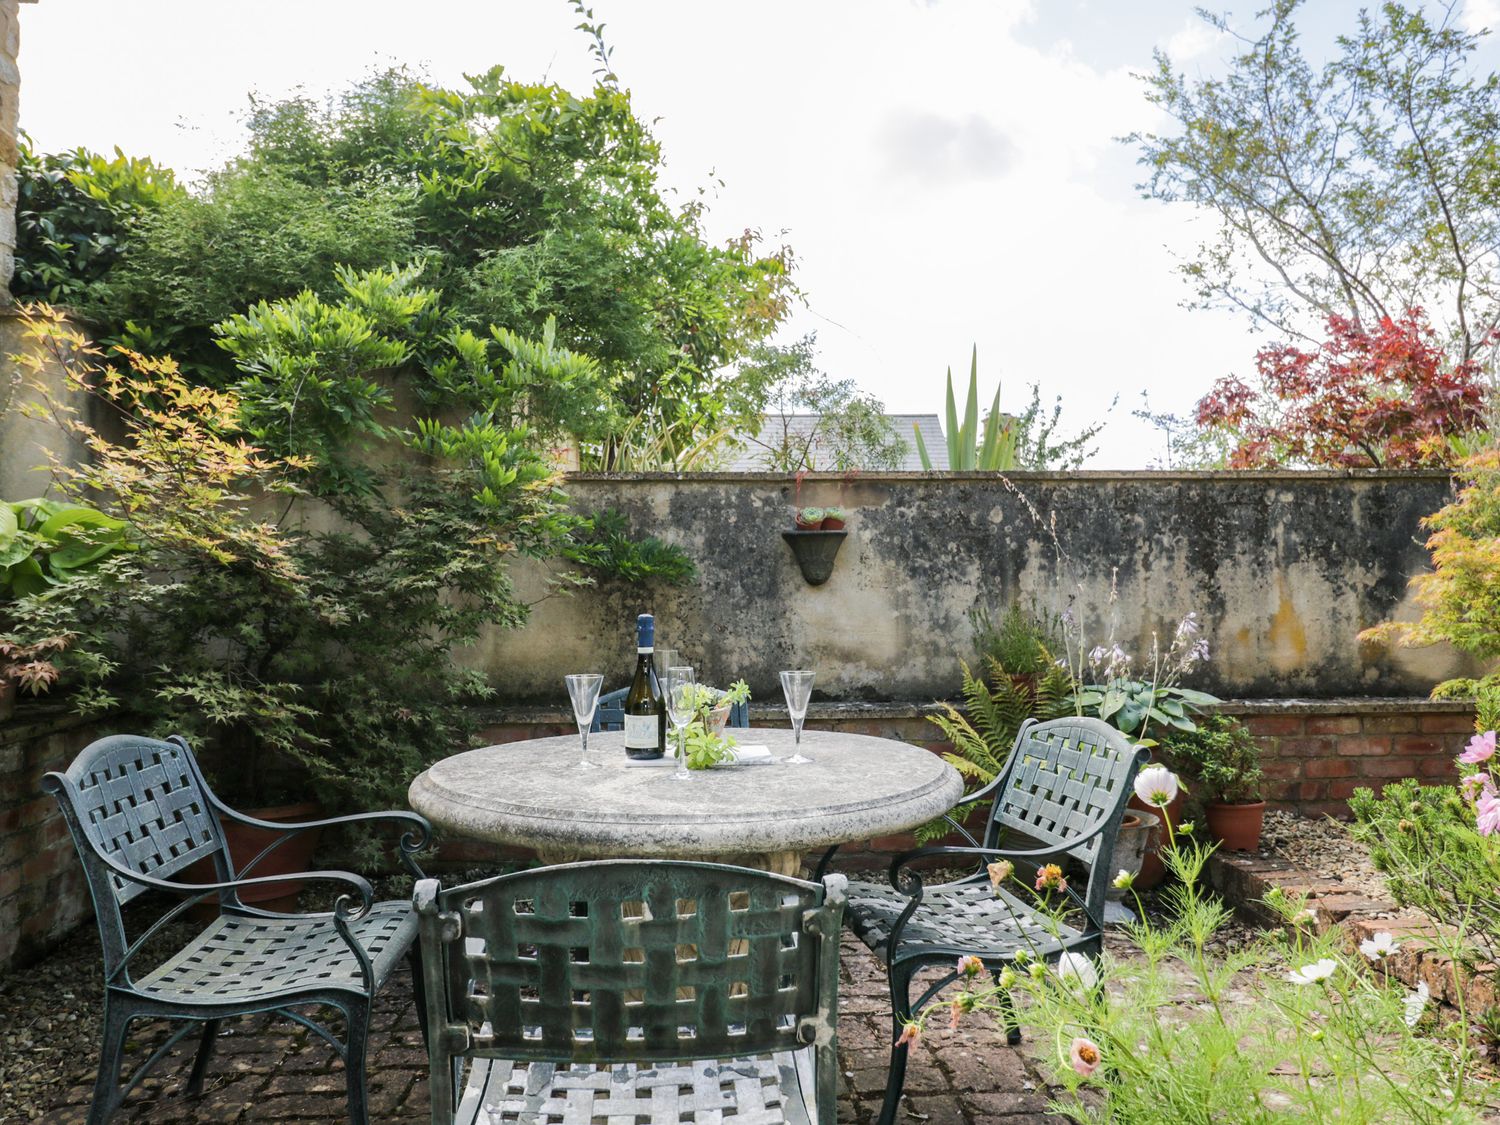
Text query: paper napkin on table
730 745 772 764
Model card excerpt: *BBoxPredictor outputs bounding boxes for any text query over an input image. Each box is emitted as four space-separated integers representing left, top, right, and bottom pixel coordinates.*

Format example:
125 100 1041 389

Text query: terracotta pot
706 702 732 736
819 516 846 531
182 801 324 918
1205 800 1266 853
1129 791 1186 889
1106 811 1159 901
794 516 821 531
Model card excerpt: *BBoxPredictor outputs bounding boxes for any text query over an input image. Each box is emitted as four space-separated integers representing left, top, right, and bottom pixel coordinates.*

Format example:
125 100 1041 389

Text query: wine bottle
623 613 666 759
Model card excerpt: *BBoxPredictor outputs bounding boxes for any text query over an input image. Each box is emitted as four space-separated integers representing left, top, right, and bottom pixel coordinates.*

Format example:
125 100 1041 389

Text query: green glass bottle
623 613 666 759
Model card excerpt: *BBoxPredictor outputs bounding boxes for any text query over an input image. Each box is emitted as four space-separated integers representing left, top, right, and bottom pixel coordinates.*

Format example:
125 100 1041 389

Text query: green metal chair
414 859 846 1125
817 716 1148 1125
42 733 431 1125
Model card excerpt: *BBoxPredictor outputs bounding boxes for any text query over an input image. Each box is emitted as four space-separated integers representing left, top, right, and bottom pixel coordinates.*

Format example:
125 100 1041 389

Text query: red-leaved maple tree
1194 309 1489 469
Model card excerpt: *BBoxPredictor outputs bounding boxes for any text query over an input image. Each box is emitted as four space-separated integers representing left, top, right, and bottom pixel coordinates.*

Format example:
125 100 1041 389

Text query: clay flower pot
1129 790 1186 888
1205 800 1267 853
1107 811 1159 901
706 702 732 736
820 515 846 531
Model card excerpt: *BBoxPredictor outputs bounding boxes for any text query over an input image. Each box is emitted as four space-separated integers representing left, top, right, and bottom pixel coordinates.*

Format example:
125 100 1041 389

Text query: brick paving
26 932 1069 1125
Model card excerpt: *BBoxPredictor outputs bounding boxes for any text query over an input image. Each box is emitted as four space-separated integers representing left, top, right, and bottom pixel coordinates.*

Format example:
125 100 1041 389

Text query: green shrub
1157 712 1264 803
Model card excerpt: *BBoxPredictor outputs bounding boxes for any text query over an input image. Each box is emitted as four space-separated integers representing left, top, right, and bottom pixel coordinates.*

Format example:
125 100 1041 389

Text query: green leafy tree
13 135 181 306
1132 0 1500 364
79 65 794 463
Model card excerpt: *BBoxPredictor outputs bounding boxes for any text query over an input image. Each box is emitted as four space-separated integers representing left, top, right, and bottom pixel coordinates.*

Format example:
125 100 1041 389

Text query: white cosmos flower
1286 958 1338 985
1359 932 1400 961
1133 765 1180 808
1403 981 1430 1028
1054 951 1099 990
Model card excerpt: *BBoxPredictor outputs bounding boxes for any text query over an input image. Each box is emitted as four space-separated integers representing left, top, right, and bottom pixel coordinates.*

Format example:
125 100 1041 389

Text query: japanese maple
1195 309 1488 469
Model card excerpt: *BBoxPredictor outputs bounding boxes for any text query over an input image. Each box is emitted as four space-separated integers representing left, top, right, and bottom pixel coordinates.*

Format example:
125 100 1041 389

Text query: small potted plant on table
1162 713 1266 852
678 680 752 768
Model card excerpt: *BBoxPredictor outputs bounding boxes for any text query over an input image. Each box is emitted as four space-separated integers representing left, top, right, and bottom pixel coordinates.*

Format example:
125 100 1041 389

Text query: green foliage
566 509 697 586
8 308 581 813
76 65 793 461
914 347 1106 471
673 680 751 770
1132 0 1500 364
13 135 181 307
914 839 1480 1122
0 499 132 601
1071 679 1220 747
914 346 1015 471
1363 452 1500 692
1157 712 1264 803
1351 777 1500 964
96 167 415 372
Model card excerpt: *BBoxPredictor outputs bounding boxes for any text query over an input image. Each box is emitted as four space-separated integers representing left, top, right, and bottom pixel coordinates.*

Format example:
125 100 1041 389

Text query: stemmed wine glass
665 665 695 781
565 674 604 770
779 669 815 764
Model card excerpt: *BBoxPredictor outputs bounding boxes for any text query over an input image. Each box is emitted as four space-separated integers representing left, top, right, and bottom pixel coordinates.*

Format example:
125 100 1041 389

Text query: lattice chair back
983 717 1148 917
42 733 231 972
416 860 846 1120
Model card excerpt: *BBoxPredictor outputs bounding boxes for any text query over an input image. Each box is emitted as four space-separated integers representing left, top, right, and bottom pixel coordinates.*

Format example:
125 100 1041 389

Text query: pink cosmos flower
896 1022 920 1047
957 955 984 978
1462 773 1493 802
1460 730 1497 765
1069 1036 1102 1076
1477 790 1500 837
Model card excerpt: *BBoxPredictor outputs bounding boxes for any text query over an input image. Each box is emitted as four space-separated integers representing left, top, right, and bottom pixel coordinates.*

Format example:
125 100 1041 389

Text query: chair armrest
215 807 432 880
887 810 1119 886
102 850 375 917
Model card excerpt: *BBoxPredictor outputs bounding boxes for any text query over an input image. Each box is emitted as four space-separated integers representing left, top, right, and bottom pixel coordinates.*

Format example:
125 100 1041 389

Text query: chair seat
134 901 416 1004
456 1053 816 1125
845 877 1083 964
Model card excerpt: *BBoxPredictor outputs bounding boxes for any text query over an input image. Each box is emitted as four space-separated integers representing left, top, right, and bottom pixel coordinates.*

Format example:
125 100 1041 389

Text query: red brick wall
0 708 101 972
1231 703 1471 819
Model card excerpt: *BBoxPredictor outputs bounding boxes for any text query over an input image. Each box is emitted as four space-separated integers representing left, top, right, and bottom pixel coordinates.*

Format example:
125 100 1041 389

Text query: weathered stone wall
0 706 102 972
0 310 104 500
467 471 1468 704
0 0 24 301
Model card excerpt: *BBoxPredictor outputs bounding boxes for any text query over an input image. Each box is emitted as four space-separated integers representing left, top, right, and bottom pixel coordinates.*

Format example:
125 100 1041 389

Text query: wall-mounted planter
782 530 847 586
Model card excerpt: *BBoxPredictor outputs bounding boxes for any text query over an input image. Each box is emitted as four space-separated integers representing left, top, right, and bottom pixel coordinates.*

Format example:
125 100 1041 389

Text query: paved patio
8 931 1075 1124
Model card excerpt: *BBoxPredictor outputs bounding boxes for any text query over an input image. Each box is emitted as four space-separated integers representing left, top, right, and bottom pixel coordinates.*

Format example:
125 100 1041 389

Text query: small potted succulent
794 506 825 531
678 680 751 768
819 507 847 531
1161 713 1266 852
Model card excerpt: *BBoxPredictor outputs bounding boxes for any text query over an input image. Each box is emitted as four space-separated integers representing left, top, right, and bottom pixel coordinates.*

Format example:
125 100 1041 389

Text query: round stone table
408 728 964 876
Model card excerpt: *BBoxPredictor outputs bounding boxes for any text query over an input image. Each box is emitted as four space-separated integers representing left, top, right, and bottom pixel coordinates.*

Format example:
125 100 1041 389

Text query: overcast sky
19 1 1500 466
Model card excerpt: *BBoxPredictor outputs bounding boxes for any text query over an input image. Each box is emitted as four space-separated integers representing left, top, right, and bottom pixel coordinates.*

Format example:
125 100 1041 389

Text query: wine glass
565 674 604 770
665 665 695 781
779 669 815 764
655 647 679 681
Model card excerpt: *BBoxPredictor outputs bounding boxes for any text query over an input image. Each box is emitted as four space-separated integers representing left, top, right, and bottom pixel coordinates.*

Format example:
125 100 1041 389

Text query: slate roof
721 414 948 472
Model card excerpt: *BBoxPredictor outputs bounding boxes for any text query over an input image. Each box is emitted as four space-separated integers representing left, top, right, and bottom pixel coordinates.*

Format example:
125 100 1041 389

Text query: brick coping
475 696 1470 727
1207 851 1495 1015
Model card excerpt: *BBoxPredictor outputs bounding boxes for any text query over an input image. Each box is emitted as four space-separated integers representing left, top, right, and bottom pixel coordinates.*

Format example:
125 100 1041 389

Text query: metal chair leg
408 944 430 1048
876 965 914 1125
87 1000 130 1125
185 1018 221 1096
343 1002 372 1125
996 982 1023 1046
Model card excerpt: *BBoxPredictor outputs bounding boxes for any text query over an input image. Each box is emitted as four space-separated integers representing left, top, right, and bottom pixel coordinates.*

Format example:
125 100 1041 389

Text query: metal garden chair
414 859 846 1125
816 716 1147 1125
41 733 432 1125
591 687 748 733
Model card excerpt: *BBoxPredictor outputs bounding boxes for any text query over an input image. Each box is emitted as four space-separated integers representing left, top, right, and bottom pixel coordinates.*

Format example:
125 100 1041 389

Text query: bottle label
623 713 658 750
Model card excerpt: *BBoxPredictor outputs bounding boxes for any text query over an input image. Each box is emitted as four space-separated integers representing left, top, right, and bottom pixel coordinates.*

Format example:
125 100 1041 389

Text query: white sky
18 1 1500 466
